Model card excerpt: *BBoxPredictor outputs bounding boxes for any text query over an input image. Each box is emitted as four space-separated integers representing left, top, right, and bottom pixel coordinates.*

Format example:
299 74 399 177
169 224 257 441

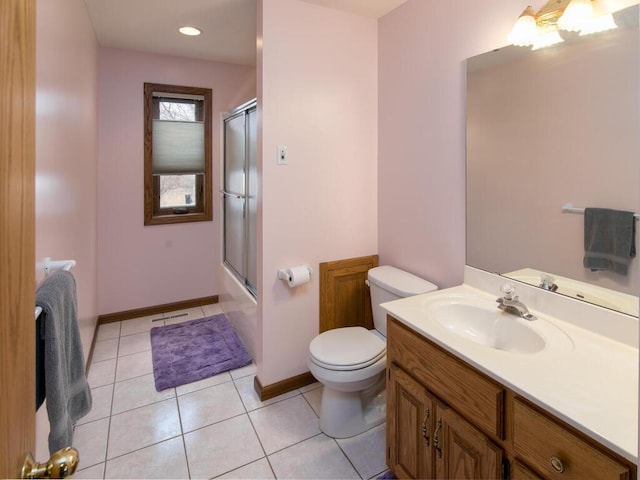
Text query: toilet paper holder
277 265 313 282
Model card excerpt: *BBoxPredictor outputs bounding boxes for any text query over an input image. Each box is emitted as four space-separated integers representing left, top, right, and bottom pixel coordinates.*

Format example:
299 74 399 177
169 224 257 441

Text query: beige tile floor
72 304 388 479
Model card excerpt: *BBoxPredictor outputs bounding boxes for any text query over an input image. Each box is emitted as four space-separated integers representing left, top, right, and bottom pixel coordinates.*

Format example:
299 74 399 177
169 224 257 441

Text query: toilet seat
309 327 386 371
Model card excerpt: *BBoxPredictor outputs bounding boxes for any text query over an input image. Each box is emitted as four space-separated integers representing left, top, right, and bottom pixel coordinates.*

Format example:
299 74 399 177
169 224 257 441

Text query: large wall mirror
466 5 639 317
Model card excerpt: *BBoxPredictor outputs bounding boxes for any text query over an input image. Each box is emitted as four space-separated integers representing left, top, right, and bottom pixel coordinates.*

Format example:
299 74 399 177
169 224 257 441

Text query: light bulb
508 6 538 47
579 13 617 35
558 0 594 32
531 31 564 50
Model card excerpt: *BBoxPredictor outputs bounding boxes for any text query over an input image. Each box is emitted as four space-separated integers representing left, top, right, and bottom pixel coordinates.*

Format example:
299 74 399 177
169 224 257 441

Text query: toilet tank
368 266 438 337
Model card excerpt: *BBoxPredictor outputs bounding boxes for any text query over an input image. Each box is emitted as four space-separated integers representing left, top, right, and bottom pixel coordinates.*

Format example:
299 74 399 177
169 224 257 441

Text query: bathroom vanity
383 268 638 480
400 5 640 478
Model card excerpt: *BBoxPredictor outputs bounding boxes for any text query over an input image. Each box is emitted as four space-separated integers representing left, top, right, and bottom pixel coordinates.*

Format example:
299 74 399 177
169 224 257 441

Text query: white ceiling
84 0 408 66
299 0 407 18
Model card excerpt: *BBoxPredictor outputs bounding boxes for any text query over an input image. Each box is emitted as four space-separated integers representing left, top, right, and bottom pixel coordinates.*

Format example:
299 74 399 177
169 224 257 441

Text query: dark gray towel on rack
35 270 92 454
35 312 46 410
583 207 636 275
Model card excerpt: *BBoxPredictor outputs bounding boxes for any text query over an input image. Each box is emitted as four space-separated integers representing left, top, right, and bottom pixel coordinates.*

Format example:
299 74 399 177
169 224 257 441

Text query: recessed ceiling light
179 26 202 36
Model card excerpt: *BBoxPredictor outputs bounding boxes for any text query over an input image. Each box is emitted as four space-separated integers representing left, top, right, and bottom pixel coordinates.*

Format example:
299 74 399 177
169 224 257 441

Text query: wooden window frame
144 82 213 226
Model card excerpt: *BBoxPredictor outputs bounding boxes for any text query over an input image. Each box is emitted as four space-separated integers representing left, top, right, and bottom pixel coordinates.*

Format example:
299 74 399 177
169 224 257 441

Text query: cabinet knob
550 455 565 473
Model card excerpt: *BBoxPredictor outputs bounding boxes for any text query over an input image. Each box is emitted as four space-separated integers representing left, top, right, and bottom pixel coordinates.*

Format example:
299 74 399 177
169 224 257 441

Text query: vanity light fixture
557 0 593 31
507 6 538 46
531 30 564 50
508 0 617 49
578 13 618 35
178 26 202 36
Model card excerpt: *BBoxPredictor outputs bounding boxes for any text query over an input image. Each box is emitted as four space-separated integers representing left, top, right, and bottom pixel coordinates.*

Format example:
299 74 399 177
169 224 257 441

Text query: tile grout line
172 391 192 479
99 323 120 479
229 372 299 479
242 385 329 474
102 321 127 477
242 398 277 479
151 302 206 480
333 436 366 480
98 318 175 475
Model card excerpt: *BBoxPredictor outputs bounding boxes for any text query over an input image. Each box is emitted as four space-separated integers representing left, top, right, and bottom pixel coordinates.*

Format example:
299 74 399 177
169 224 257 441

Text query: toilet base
318 385 386 439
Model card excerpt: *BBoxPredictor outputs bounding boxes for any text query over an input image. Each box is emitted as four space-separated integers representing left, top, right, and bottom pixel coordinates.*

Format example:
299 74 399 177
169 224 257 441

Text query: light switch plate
277 145 288 165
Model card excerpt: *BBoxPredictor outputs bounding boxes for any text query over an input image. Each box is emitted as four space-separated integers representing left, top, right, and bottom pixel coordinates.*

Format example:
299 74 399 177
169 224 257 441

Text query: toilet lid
309 327 386 371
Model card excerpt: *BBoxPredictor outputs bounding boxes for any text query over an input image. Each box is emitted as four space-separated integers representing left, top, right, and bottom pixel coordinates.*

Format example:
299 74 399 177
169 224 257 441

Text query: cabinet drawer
513 398 631 480
511 460 544 479
387 317 504 439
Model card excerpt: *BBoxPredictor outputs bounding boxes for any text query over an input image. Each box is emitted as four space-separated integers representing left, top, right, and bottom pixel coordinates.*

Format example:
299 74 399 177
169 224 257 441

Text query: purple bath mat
150 314 252 391
377 471 396 480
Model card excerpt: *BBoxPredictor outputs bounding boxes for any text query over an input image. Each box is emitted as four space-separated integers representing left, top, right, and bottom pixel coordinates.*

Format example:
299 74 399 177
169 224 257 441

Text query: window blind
152 120 205 175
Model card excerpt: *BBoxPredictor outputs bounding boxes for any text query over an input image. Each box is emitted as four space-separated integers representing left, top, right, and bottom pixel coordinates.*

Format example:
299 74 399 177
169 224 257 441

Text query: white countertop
381 272 638 464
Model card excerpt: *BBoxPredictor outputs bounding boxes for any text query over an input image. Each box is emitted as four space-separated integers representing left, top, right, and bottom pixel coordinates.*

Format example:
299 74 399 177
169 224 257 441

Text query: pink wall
258 0 378 384
98 48 255 314
377 0 548 289
35 0 99 357
35 0 99 460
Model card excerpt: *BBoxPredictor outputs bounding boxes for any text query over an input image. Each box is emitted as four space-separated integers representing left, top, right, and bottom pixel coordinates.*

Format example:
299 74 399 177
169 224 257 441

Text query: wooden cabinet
387 321 505 479
387 364 433 479
435 403 503 479
386 316 637 480
512 398 631 480
511 460 544 479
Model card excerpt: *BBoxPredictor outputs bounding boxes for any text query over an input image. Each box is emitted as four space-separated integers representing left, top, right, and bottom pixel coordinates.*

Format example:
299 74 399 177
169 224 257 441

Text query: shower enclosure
222 99 257 296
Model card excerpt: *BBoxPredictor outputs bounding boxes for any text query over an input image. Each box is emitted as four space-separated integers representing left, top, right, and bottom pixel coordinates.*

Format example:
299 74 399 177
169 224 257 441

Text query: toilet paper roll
286 265 311 288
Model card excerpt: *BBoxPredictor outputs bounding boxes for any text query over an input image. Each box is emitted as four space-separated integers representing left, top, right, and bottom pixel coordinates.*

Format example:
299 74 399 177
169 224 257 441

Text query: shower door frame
222 99 257 297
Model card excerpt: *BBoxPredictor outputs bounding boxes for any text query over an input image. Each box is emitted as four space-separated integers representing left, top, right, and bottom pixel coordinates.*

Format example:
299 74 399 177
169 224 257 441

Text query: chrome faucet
496 283 537 321
539 274 558 292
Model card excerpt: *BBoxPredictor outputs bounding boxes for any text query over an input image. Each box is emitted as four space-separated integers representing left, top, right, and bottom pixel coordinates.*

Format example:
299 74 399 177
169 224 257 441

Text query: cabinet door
387 364 434 479
434 402 503 480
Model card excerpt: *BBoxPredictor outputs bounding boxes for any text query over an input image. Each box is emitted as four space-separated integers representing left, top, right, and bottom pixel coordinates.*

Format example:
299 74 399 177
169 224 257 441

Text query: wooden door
387 364 433 479
0 0 36 477
434 402 503 480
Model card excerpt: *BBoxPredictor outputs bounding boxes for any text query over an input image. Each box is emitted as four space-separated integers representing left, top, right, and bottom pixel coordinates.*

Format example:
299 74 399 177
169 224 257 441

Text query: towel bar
562 203 639 220
43 257 76 274
35 258 76 319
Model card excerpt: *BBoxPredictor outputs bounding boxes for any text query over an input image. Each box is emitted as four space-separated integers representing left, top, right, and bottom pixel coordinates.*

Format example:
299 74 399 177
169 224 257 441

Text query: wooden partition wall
319 255 378 333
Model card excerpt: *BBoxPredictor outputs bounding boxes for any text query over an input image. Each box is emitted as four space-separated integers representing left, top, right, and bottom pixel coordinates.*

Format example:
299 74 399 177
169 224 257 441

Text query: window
144 83 212 225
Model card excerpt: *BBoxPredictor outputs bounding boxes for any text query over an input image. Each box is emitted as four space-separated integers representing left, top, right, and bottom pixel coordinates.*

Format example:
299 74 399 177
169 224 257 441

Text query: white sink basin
381 287 575 356
427 301 545 353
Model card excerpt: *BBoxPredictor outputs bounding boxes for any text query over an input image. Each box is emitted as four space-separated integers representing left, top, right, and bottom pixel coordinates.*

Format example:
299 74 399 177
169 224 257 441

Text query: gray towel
583 207 636 275
35 270 92 454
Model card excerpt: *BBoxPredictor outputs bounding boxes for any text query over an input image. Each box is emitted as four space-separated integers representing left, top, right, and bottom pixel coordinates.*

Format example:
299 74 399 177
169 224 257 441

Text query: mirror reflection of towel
583 208 636 275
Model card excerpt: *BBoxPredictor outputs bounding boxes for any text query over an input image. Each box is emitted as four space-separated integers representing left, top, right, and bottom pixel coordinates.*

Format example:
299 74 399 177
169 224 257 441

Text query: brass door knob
21 447 79 479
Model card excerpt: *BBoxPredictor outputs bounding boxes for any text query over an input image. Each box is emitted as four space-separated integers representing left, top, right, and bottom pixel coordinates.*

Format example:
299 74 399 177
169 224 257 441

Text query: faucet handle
500 282 516 300
540 274 555 287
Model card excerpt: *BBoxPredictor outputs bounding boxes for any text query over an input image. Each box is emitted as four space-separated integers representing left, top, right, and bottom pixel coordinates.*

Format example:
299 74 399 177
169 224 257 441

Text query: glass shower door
223 100 257 295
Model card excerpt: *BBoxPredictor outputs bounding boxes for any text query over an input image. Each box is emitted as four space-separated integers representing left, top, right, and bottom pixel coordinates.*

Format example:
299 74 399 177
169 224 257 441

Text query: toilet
308 265 437 438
